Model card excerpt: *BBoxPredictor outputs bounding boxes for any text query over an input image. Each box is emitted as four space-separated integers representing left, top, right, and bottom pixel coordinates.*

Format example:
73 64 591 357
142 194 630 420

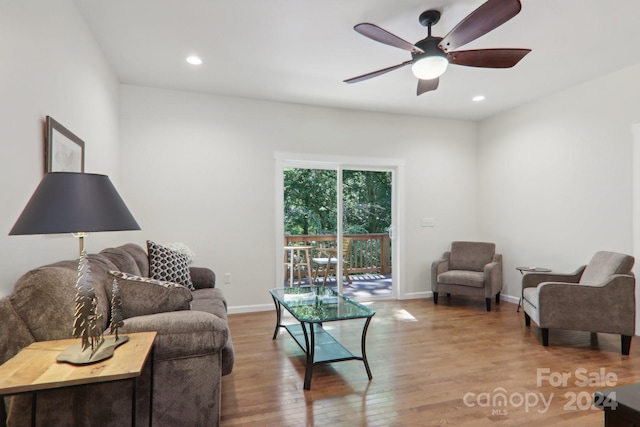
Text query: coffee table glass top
270 286 375 322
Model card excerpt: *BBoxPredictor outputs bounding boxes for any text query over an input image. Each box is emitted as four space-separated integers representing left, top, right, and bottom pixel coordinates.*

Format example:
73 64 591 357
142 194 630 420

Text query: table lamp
9 172 140 363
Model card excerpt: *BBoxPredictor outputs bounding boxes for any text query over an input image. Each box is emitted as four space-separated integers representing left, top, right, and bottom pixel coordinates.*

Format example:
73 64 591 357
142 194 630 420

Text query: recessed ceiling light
186 55 202 65
472 95 485 102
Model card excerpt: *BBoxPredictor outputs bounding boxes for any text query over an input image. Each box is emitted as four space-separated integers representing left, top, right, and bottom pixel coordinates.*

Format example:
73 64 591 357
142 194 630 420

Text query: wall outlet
224 273 231 284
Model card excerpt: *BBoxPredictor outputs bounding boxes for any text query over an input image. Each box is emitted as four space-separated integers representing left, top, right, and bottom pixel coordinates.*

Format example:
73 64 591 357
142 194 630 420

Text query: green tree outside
284 168 391 235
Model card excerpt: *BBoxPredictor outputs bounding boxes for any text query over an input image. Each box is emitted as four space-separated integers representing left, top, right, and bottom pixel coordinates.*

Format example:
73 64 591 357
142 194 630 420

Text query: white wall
0 0 124 296
634 122 640 333
478 64 640 303
3 2 638 314
119 85 478 310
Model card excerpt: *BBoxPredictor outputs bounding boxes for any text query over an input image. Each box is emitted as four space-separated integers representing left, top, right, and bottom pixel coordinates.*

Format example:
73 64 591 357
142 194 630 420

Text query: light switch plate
421 218 434 227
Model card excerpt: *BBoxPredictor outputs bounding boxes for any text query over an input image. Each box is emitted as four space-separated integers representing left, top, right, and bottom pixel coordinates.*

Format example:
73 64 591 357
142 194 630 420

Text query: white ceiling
74 0 640 121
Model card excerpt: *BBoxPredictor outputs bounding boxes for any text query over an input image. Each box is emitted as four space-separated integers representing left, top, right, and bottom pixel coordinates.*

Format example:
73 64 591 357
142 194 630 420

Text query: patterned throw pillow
109 271 193 319
147 240 194 290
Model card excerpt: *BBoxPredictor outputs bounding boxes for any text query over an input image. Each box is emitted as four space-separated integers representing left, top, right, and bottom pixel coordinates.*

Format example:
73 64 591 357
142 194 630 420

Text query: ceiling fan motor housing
412 37 446 62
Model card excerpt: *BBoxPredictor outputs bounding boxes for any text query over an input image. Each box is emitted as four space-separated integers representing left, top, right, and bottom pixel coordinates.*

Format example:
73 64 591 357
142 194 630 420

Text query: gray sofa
522 251 635 355
0 243 234 426
431 241 503 311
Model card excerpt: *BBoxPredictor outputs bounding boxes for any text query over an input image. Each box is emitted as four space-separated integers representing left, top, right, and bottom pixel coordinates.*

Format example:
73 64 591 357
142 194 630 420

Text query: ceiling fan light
412 55 448 80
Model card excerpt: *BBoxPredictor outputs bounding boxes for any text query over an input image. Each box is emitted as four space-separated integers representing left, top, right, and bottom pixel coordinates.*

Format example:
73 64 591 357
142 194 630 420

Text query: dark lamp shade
9 172 140 235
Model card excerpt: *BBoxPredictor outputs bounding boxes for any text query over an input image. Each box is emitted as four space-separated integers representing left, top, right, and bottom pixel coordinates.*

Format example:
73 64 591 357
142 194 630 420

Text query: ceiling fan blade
447 48 531 68
439 0 522 53
344 60 413 84
417 78 439 96
354 23 424 54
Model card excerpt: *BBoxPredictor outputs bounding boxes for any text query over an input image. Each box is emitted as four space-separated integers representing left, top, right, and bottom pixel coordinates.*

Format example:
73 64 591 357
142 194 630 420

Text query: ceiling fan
344 0 531 95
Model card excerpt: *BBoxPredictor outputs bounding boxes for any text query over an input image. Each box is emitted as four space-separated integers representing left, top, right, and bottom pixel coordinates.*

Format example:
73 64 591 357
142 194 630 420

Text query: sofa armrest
522 266 585 290
484 260 503 296
119 310 229 361
189 267 216 289
0 298 35 365
537 274 635 334
431 252 450 289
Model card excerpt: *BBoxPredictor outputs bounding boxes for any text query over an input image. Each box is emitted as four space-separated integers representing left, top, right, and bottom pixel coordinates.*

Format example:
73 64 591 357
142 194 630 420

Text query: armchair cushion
449 241 496 272
522 287 539 309
579 251 635 286
438 270 485 288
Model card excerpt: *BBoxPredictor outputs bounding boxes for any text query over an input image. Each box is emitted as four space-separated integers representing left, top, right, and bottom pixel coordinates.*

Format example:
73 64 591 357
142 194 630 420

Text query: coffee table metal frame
270 286 375 390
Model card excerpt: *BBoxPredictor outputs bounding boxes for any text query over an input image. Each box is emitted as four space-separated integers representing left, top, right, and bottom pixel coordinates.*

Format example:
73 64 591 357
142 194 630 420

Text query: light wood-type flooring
221 297 640 426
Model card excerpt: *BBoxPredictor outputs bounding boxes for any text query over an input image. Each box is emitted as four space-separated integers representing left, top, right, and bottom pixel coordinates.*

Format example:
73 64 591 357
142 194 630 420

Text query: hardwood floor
221 297 640 426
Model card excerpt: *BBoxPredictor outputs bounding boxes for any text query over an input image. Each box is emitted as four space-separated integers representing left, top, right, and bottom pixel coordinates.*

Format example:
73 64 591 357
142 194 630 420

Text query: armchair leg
485 298 491 312
495 292 500 304
622 335 632 355
433 292 438 305
524 312 530 327
541 328 549 346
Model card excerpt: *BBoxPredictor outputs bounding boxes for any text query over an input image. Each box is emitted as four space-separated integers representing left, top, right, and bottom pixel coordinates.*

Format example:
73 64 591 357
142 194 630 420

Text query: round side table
515 266 551 312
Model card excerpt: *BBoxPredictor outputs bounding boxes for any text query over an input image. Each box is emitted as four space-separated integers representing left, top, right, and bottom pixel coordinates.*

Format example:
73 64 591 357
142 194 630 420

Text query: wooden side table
0 331 156 427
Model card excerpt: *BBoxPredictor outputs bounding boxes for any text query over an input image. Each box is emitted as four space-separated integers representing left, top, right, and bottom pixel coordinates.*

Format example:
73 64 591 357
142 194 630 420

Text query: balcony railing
284 233 391 275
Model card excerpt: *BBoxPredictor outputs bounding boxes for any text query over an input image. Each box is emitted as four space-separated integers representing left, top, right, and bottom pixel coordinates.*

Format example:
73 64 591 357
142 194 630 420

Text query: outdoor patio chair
312 237 353 285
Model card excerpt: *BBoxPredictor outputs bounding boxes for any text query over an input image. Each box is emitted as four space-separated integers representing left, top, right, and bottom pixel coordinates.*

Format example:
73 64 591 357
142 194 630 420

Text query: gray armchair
431 241 503 311
522 251 635 355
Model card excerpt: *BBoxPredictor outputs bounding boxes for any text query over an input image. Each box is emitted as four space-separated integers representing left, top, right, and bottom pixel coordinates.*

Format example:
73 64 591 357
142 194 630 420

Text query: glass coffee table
270 286 375 390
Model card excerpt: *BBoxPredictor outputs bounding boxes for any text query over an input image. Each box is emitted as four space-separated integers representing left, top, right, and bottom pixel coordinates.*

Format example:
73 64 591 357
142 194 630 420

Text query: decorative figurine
109 279 125 340
58 251 129 365
72 250 104 352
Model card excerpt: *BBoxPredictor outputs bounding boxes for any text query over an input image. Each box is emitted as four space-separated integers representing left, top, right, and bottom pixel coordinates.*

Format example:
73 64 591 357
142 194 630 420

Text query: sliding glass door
341 169 393 298
280 162 395 299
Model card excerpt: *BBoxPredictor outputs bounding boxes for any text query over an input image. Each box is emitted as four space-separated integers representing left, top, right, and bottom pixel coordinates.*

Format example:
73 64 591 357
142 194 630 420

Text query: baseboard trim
228 303 274 314
399 291 432 300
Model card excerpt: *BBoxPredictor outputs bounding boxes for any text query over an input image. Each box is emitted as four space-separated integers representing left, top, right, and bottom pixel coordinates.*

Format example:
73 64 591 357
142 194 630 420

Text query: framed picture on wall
45 116 85 173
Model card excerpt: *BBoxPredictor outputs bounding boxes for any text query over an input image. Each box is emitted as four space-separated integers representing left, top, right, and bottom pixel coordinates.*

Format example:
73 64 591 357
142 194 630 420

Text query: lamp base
56 335 129 365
